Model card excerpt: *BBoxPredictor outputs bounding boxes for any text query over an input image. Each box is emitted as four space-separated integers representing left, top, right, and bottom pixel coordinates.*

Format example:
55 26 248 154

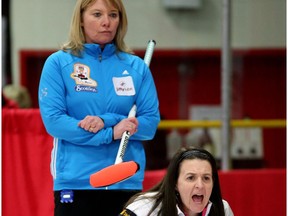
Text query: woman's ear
175 184 178 192
175 186 180 201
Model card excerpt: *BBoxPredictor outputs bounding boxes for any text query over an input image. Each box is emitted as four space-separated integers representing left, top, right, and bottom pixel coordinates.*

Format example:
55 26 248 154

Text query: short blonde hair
61 0 132 56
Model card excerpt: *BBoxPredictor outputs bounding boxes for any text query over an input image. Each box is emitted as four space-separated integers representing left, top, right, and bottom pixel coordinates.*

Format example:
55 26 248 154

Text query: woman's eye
203 176 211 182
94 12 101 17
187 176 195 181
110 13 118 18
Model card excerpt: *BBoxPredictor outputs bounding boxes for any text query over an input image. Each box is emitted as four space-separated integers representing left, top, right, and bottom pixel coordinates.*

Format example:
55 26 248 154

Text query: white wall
11 0 286 85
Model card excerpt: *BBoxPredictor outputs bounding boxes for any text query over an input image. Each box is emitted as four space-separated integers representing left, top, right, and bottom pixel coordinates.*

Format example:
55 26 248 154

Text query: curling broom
90 40 156 187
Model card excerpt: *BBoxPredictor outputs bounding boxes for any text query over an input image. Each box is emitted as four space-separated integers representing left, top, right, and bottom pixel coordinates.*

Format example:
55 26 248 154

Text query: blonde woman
38 0 160 215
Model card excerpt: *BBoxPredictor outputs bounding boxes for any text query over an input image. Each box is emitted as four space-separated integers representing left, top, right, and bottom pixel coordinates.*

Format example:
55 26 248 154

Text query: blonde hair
61 0 132 56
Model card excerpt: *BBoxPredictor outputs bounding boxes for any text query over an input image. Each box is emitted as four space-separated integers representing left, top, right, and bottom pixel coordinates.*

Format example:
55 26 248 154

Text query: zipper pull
99 54 102 62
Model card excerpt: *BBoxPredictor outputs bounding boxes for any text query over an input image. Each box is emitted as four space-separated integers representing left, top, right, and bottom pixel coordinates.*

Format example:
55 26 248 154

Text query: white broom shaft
115 105 137 164
144 40 156 66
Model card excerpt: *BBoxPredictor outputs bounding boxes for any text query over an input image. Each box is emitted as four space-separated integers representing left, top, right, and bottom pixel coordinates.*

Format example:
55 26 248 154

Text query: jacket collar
83 43 116 59
176 201 212 216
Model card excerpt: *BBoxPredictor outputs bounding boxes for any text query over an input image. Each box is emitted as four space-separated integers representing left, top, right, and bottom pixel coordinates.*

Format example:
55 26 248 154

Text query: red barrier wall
143 169 286 216
2 109 286 216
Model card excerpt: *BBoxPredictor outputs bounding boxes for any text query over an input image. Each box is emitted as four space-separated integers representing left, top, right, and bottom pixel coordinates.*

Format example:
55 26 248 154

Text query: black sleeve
119 208 137 216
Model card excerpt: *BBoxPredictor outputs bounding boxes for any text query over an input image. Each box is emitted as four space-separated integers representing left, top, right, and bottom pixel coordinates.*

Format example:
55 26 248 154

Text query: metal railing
158 119 286 129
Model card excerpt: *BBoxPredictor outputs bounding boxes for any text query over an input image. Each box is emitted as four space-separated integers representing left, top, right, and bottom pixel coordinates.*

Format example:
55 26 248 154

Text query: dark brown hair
124 147 225 216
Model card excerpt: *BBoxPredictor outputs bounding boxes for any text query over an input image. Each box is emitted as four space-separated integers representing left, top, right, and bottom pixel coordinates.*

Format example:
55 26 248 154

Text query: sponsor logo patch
71 63 97 92
112 76 135 96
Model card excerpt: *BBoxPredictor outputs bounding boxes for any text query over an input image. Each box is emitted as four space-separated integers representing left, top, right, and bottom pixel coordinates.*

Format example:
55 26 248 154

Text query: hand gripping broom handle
114 40 156 164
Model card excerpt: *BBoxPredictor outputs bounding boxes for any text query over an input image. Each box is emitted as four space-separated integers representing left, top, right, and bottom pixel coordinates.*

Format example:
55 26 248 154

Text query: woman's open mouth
192 195 204 203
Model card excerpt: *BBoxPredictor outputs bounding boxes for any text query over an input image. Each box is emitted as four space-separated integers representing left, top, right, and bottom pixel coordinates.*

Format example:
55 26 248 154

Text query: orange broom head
90 161 139 188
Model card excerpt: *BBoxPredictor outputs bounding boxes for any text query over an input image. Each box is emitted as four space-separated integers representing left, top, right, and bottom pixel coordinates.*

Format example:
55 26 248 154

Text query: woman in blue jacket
38 0 160 215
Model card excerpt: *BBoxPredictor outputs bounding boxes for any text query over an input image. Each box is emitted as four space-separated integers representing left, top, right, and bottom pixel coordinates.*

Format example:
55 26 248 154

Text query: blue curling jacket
38 43 160 191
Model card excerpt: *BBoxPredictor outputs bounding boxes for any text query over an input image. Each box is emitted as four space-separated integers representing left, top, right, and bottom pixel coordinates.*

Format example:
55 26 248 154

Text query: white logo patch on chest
112 76 135 96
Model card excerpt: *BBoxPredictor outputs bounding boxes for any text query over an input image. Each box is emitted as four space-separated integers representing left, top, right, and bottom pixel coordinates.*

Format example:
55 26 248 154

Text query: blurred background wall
7 0 285 85
2 0 286 169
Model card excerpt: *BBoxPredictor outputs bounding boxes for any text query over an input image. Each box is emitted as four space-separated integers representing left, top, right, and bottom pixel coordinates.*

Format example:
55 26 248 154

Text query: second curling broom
90 40 156 187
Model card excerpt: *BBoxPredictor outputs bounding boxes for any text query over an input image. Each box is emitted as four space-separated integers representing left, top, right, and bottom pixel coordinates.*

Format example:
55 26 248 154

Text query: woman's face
176 159 213 215
82 0 120 47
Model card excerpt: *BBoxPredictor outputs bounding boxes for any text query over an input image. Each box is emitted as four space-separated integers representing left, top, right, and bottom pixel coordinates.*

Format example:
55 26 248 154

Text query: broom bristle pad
90 161 138 187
